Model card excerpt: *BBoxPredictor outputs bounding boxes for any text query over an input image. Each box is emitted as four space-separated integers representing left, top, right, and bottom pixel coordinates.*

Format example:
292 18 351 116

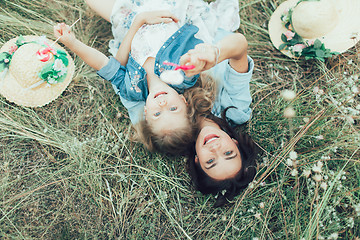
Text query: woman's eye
170 106 177 111
154 112 161 117
225 151 233 156
206 159 214 164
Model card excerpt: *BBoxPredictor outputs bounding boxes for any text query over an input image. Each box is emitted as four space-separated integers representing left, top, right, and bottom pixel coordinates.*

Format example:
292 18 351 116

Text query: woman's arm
180 33 249 76
54 23 109 70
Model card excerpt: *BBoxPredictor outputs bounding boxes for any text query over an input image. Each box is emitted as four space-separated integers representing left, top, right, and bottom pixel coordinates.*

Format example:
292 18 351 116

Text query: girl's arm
54 23 109 70
114 10 178 66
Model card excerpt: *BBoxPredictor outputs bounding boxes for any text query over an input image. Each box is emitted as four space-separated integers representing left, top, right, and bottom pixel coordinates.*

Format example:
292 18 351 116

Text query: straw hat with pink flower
268 0 360 61
0 35 75 107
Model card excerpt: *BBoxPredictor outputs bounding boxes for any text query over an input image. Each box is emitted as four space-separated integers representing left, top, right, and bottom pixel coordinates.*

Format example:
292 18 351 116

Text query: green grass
1 0 360 239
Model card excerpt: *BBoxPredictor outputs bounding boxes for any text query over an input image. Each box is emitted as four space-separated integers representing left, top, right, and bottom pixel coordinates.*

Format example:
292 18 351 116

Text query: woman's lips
154 91 167 98
204 134 219 145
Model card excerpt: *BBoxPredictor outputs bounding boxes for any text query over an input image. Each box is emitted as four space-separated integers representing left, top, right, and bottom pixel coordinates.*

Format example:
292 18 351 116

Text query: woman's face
195 125 242 180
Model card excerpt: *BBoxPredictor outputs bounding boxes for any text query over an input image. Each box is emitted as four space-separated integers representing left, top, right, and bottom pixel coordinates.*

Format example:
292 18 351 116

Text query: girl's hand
135 10 179 25
180 44 219 77
53 23 76 46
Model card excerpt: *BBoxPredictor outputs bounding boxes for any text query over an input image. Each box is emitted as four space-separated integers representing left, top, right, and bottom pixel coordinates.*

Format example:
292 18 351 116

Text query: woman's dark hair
187 107 258 207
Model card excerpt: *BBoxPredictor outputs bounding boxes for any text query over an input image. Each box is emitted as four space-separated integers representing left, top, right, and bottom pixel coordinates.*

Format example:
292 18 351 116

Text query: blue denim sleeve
211 57 254 125
97 57 126 87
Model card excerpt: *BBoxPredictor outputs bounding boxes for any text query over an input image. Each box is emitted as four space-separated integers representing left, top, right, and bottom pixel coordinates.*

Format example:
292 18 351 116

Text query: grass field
0 0 359 239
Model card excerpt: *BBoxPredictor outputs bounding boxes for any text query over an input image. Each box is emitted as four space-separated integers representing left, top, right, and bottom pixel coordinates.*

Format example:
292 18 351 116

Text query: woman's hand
135 10 179 25
53 23 76 47
180 44 219 77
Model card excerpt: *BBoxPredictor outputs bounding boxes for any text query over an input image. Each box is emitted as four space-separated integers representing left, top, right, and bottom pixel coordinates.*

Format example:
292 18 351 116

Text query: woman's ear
232 138 238 145
194 155 199 163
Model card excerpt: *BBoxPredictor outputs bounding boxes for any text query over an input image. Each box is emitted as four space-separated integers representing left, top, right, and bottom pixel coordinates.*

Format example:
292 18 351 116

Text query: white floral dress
109 0 240 66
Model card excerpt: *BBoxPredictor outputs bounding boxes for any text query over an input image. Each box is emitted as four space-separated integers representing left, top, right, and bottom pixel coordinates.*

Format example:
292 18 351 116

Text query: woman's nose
209 141 221 151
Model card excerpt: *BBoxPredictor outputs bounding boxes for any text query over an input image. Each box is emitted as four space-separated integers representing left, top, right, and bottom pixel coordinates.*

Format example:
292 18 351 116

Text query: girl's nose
158 99 167 106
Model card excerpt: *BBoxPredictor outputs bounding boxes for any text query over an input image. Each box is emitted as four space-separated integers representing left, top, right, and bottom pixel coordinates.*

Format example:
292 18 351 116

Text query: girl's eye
207 159 214 164
225 151 233 156
154 112 161 117
170 106 177 111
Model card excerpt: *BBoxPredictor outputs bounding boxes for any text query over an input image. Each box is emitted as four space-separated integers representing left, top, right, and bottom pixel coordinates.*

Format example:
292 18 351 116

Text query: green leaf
0 62 7 72
314 39 322 49
0 52 11 61
56 72 67 83
279 43 287 50
16 36 25 46
281 34 288 43
315 49 325 58
39 62 54 80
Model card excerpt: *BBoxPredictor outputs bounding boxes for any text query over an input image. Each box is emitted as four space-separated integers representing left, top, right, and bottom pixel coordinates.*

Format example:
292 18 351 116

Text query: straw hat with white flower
268 0 360 61
0 35 75 107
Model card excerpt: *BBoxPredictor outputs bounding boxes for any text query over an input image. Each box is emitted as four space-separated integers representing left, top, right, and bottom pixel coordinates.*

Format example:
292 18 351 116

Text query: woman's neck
199 116 221 129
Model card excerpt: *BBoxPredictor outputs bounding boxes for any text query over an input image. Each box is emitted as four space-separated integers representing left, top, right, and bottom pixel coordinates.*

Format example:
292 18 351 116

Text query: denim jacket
97 23 203 124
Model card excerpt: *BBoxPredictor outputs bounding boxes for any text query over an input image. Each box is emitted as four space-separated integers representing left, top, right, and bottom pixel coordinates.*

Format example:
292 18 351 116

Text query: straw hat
268 0 360 59
0 35 75 107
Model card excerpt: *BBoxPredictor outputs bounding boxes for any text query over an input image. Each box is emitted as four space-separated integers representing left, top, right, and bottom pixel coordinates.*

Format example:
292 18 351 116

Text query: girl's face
145 84 188 135
195 125 242 180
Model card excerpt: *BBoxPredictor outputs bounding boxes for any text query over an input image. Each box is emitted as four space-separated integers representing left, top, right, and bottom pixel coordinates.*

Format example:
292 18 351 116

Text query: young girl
54 0 241 154
181 29 258 207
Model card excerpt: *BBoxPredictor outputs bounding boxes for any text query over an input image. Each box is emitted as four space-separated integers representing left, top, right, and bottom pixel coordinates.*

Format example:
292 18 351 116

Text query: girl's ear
194 155 199 163
144 106 147 120
180 94 187 104
232 138 238 145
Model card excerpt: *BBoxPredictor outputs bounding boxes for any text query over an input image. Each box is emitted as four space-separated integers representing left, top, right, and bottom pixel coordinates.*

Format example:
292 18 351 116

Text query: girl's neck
143 57 167 91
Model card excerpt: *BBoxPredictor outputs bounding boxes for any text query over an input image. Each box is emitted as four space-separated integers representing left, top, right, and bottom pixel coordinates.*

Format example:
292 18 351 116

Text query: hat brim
0 36 75 107
268 0 360 58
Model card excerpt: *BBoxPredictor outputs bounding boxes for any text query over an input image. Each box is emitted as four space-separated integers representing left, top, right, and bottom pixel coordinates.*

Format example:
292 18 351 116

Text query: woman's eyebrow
205 163 217 170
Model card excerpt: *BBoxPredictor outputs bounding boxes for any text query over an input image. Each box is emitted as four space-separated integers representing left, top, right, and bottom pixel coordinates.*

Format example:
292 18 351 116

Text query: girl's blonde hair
133 73 216 155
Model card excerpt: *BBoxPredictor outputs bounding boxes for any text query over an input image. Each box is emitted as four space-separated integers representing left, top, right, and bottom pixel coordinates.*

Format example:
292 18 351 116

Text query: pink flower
8 45 18 54
284 30 295 40
306 40 315 46
36 47 55 62
292 44 306 53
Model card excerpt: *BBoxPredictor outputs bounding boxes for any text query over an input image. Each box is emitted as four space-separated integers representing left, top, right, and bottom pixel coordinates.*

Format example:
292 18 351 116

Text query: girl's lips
204 134 219 145
154 91 167 98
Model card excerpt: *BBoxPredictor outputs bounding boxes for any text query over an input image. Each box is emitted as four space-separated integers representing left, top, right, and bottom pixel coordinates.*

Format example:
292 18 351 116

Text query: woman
181 30 258 207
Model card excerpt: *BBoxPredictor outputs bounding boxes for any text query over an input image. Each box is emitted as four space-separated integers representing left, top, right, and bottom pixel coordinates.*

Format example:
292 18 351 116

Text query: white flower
254 213 261 220
302 169 311 178
313 174 323 182
53 59 65 72
328 232 338 240
291 169 298 176
284 107 296 118
315 135 324 140
320 182 327 190
312 165 322 173
289 151 298 160
286 158 293 167
281 89 296 101
47 77 57 84
259 202 265 209
303 117 310 123
317 161 323 168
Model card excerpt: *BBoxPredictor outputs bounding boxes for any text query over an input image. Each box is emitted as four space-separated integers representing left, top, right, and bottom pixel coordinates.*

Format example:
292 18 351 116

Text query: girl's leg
85 0 115 22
